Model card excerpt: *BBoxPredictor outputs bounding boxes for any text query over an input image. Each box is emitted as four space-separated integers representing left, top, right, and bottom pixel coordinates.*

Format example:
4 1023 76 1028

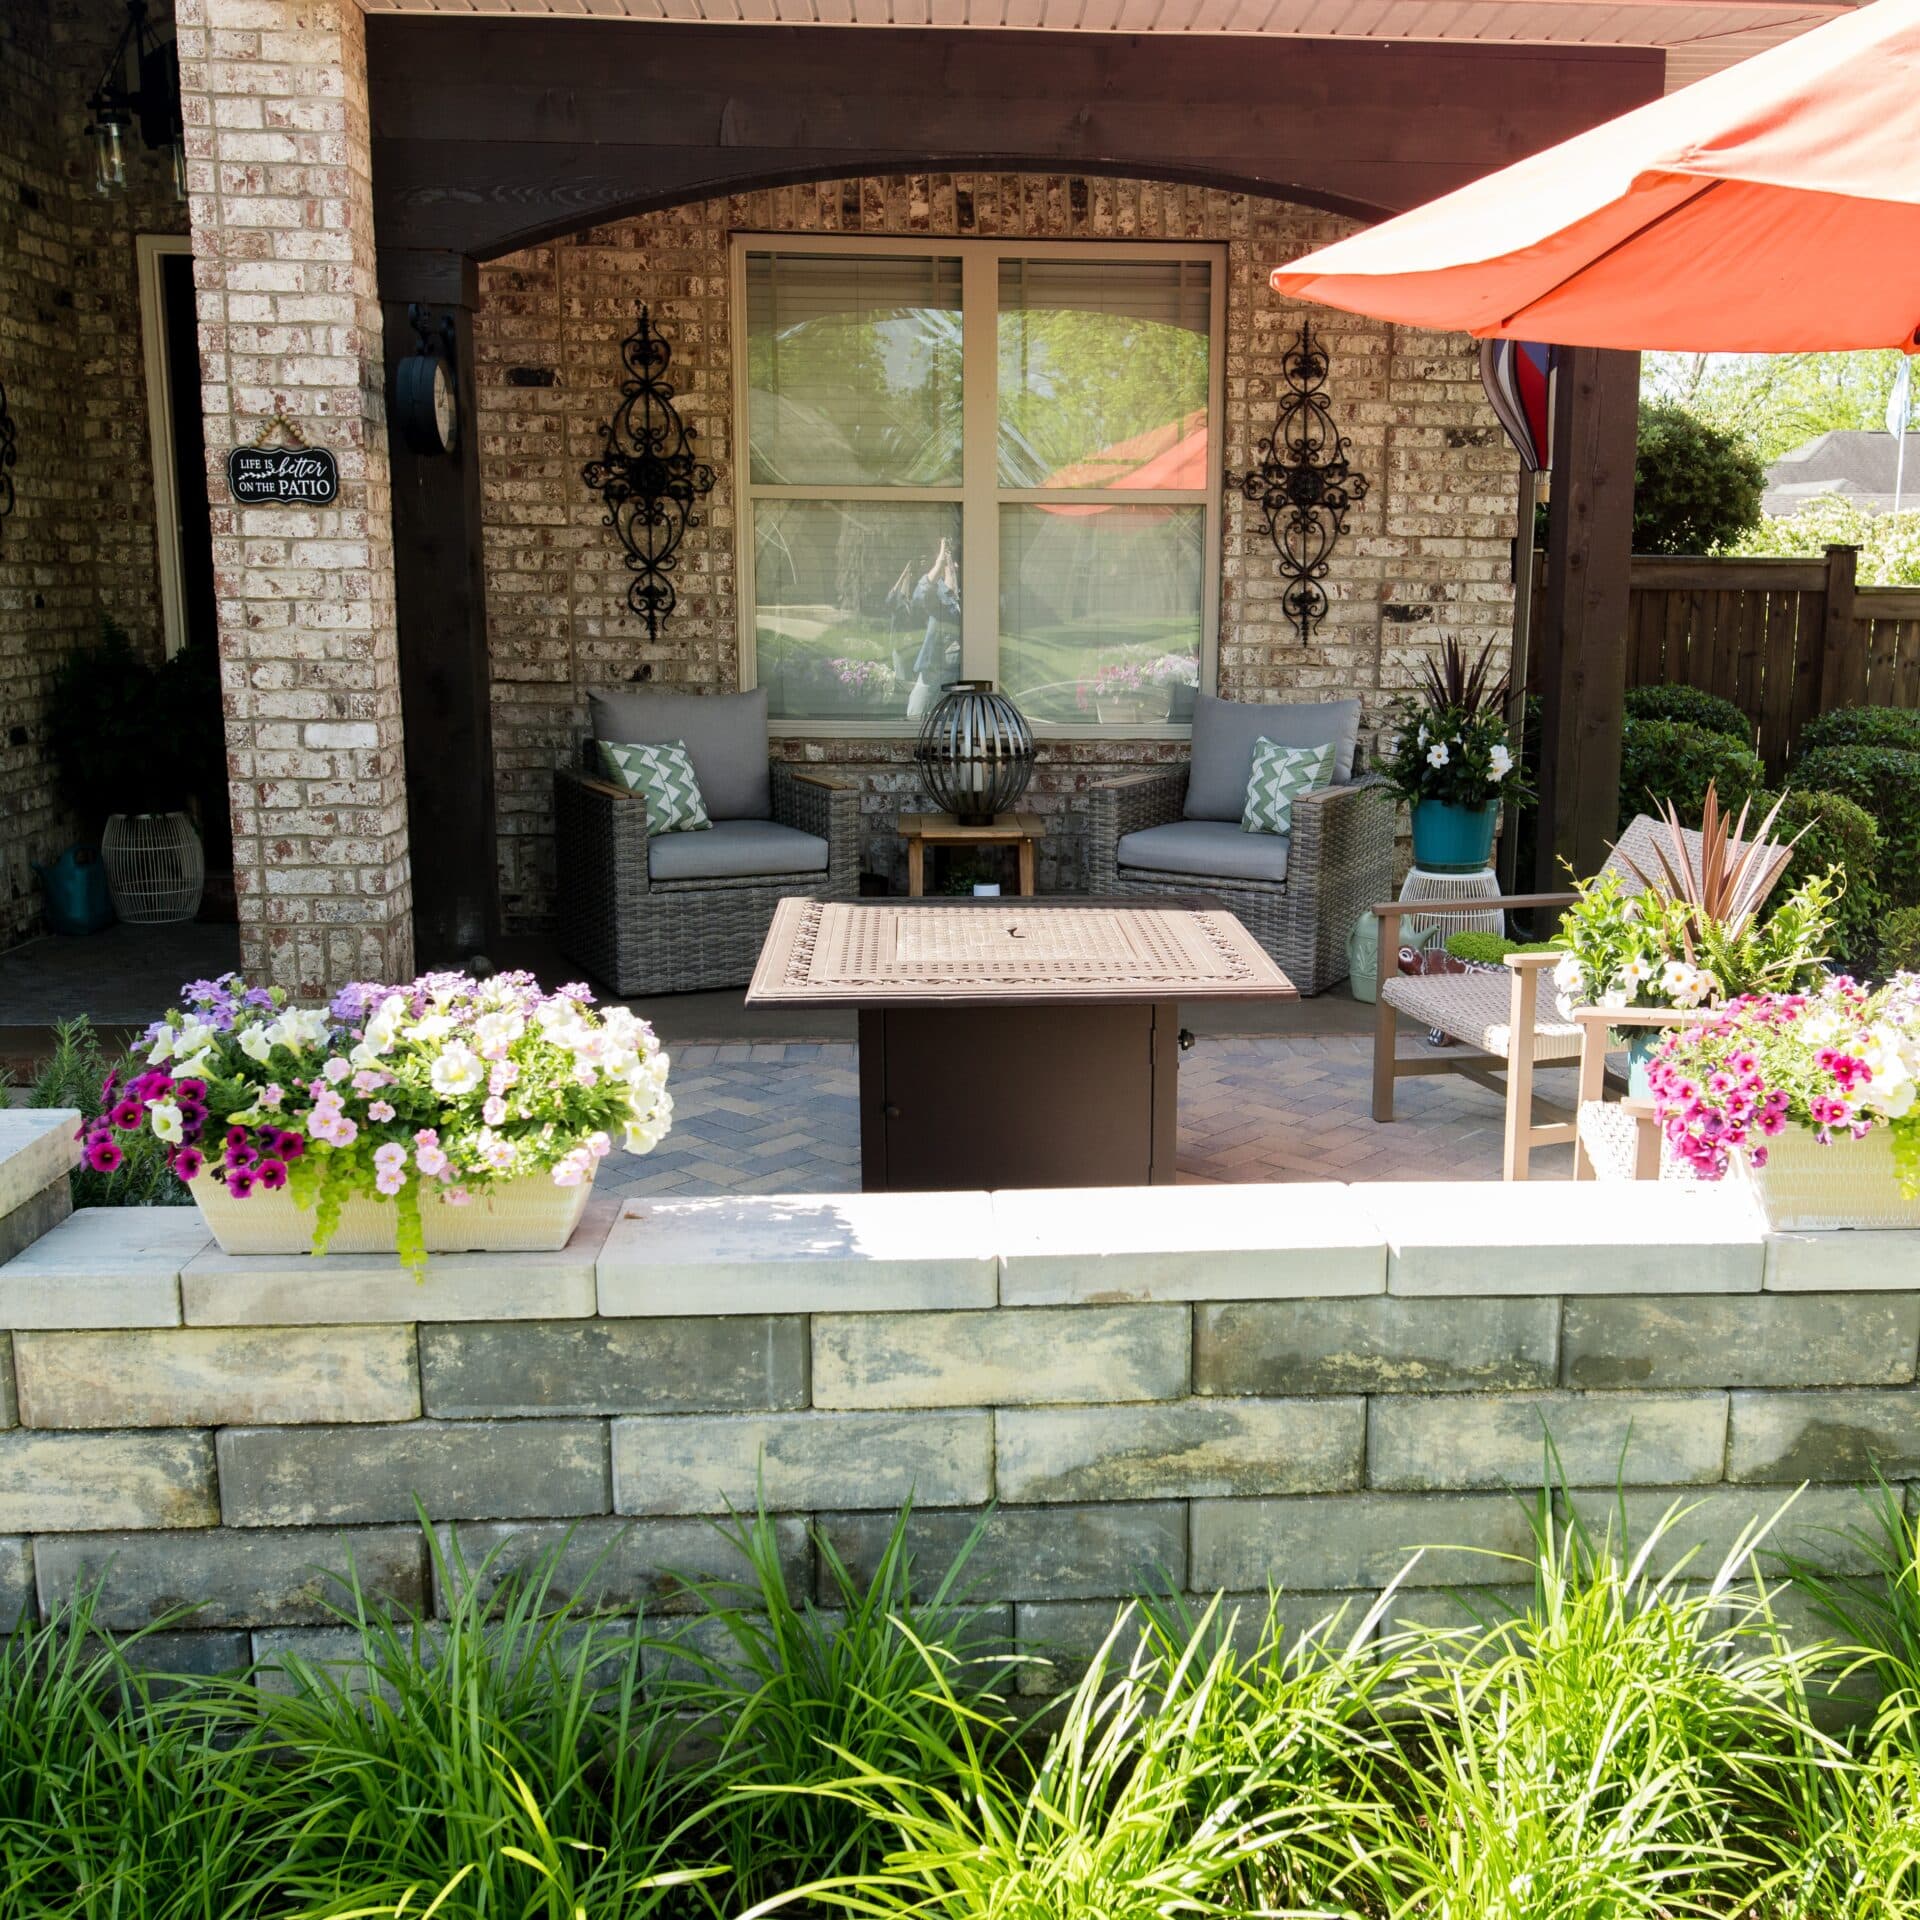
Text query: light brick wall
475 176 1519 931
0 0 189 948
174 0 412 994
1 1185 1909 1666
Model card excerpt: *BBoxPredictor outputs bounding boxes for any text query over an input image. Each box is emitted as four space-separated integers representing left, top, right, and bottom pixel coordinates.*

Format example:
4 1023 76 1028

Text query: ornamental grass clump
1648 973 1920 1184
1551 785 1836 1016
93 968 672 1267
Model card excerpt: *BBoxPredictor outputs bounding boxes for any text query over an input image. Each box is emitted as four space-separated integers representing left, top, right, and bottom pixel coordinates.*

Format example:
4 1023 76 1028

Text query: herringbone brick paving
600 1035 1575 1198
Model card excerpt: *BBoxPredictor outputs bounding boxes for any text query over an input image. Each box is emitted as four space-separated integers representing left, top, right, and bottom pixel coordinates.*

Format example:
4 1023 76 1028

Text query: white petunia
149 1099 184 1145
1489 743 1514 779
238 1024 274 1064
429 1043 486 1097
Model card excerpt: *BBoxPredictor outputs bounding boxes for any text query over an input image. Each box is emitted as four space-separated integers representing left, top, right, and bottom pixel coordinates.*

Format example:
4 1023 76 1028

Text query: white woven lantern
101 811 205 924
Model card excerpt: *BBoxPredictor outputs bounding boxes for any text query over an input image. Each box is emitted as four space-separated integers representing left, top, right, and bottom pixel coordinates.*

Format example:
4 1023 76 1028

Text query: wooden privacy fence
1528 545 1920 774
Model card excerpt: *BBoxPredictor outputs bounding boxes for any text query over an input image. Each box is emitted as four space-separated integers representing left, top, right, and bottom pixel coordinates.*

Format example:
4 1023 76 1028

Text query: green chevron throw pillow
595 738 712 834
1241 736 1334 837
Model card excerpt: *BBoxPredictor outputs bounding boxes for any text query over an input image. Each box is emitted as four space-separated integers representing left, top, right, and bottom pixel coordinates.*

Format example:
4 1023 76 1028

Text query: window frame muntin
731 231 1227 741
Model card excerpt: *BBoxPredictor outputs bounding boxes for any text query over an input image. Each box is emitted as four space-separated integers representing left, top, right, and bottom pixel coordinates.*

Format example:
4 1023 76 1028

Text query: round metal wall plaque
226 444 339 505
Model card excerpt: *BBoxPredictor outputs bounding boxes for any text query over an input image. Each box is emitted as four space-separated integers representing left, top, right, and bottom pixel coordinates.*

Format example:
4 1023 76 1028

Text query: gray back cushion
587 688 770 821
1184 695 1361 821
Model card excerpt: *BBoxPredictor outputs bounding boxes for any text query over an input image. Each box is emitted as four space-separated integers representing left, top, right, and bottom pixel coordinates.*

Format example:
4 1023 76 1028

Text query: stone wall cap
598 1191 998 1316
0 1206 205 1329
994 1183 1384 1304
1364 1181 1766 1296
1765 1228 1920 1293
0 1110 81 1217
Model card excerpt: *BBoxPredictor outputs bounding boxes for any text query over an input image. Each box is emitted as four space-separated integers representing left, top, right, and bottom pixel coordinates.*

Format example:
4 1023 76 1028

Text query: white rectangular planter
188 1171 592 1256
1735 1127 1920 1232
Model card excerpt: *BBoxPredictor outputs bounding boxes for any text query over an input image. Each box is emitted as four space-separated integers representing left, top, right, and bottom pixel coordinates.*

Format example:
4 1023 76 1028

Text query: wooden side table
898 812 1045 897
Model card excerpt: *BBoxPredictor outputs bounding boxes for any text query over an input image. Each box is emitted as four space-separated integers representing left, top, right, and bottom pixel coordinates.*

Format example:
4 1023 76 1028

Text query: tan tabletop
897 811 1046 896
747 895 1297 1010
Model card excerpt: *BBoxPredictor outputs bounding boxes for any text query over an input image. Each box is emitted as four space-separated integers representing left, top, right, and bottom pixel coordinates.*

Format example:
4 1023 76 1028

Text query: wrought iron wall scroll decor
0 372 16 546
582 303 717 642
1230 319 1369 642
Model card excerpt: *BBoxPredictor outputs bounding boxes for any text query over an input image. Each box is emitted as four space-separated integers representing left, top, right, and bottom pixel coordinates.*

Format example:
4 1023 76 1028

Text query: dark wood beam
1534 346 1641 889
380 262 500 967
365 22 1664 260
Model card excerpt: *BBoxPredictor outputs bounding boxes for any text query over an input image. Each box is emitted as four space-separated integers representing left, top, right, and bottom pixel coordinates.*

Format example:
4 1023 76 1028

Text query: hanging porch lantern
914 680 1035 828
86 0 186 203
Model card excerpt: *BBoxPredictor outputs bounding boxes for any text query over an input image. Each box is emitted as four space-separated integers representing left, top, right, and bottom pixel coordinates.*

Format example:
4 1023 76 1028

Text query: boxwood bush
1798 704 1920 756
1622 684 1753 743
1790 743 1920 909
1752 787 1882 970
1879 904 1920 975
1617 717 1764 832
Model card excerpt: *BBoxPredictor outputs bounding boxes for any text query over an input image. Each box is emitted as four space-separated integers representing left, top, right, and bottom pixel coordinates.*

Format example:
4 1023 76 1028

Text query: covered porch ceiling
359 0 1859 91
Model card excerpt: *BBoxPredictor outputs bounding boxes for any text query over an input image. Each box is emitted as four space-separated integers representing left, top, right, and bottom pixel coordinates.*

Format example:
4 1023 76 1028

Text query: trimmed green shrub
1633 402 1765 554
1617 717 1764 833
1798 704 1920 757
1752 788 1883 970
1879 905 1920 975
1791 743 1920 909
1623 684 1753 743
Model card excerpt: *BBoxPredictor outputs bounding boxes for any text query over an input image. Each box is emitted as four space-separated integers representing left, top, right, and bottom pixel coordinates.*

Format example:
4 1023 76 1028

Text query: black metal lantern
86 0 185 203
915 680 1035 827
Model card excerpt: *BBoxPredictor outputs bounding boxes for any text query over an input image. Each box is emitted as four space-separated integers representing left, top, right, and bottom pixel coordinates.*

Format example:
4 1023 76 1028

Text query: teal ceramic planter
1626 1029 1663 1100
1410 799 1499 875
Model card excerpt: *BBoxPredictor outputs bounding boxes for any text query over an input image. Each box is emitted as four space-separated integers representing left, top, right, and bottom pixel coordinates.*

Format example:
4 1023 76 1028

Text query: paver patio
602 1034 1575 1198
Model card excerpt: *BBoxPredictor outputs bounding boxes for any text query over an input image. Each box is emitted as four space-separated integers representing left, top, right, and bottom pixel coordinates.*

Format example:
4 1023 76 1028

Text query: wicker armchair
1088 767 1395 995
554 752 860 996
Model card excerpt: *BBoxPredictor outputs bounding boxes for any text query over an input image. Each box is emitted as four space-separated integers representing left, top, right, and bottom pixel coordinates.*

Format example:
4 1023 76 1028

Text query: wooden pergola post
1533 345 1641 889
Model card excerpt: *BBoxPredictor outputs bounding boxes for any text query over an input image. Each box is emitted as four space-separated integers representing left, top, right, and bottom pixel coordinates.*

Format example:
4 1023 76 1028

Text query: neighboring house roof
1763 428 1916 516
360 0 1856 93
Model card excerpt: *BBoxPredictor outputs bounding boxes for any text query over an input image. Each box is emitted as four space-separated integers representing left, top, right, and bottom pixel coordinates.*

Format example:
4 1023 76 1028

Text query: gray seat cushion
648 817 828 883
1115 819 1290 886
1184 695 1361 820
588 688 771 821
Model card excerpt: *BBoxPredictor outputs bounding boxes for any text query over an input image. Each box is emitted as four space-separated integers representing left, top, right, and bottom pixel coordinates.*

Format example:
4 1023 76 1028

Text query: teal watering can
32 845 114 936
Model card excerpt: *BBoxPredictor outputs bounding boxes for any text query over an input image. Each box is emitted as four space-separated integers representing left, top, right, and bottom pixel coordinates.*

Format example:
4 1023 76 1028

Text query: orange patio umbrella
1270 0 1920 353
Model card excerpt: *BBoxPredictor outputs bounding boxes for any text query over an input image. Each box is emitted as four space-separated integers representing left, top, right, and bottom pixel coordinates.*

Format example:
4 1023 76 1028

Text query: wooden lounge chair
1370 815 1791 1181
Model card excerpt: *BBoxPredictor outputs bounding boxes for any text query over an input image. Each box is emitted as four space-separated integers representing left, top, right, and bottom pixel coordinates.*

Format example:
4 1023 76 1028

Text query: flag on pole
1888 358 1912 438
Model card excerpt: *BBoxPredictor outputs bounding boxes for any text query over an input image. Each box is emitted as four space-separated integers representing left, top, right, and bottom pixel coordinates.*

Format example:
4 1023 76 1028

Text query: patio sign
226 412 339 505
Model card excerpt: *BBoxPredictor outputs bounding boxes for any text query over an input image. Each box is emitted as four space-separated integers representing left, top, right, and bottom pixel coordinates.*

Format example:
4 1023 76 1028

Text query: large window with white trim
736 237 1224 733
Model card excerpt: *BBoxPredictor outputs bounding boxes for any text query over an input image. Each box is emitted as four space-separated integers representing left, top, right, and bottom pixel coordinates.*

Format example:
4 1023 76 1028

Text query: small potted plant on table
95 970 672 1269
1381 638 1530 873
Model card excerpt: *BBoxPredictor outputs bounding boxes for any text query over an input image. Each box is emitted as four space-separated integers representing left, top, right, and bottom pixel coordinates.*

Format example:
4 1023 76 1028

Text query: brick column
174 0 413 997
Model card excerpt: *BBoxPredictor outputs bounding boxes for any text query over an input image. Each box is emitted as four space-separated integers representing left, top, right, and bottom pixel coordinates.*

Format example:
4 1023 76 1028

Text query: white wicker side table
1398 864 1505 940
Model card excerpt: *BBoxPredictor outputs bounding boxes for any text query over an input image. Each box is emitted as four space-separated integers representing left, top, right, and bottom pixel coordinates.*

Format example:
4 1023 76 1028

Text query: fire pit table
746 895 1296 1190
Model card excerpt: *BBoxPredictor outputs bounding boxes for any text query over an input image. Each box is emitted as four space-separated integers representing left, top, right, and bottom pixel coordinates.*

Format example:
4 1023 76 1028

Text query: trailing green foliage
1618 717 1765 833
1791 742 1920 908
24 1016 189 1208
1754 787 1884 970
1633 402 1767 555
1623 683 1755 742
1799 704 1920 757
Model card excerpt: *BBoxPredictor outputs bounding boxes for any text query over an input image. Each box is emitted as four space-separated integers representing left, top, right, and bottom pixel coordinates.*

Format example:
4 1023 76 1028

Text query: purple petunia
254 1158 288 1190
226 1170 256 1199
109 1099 145 1132
86 1139 124 1174
171 1146 205 1180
